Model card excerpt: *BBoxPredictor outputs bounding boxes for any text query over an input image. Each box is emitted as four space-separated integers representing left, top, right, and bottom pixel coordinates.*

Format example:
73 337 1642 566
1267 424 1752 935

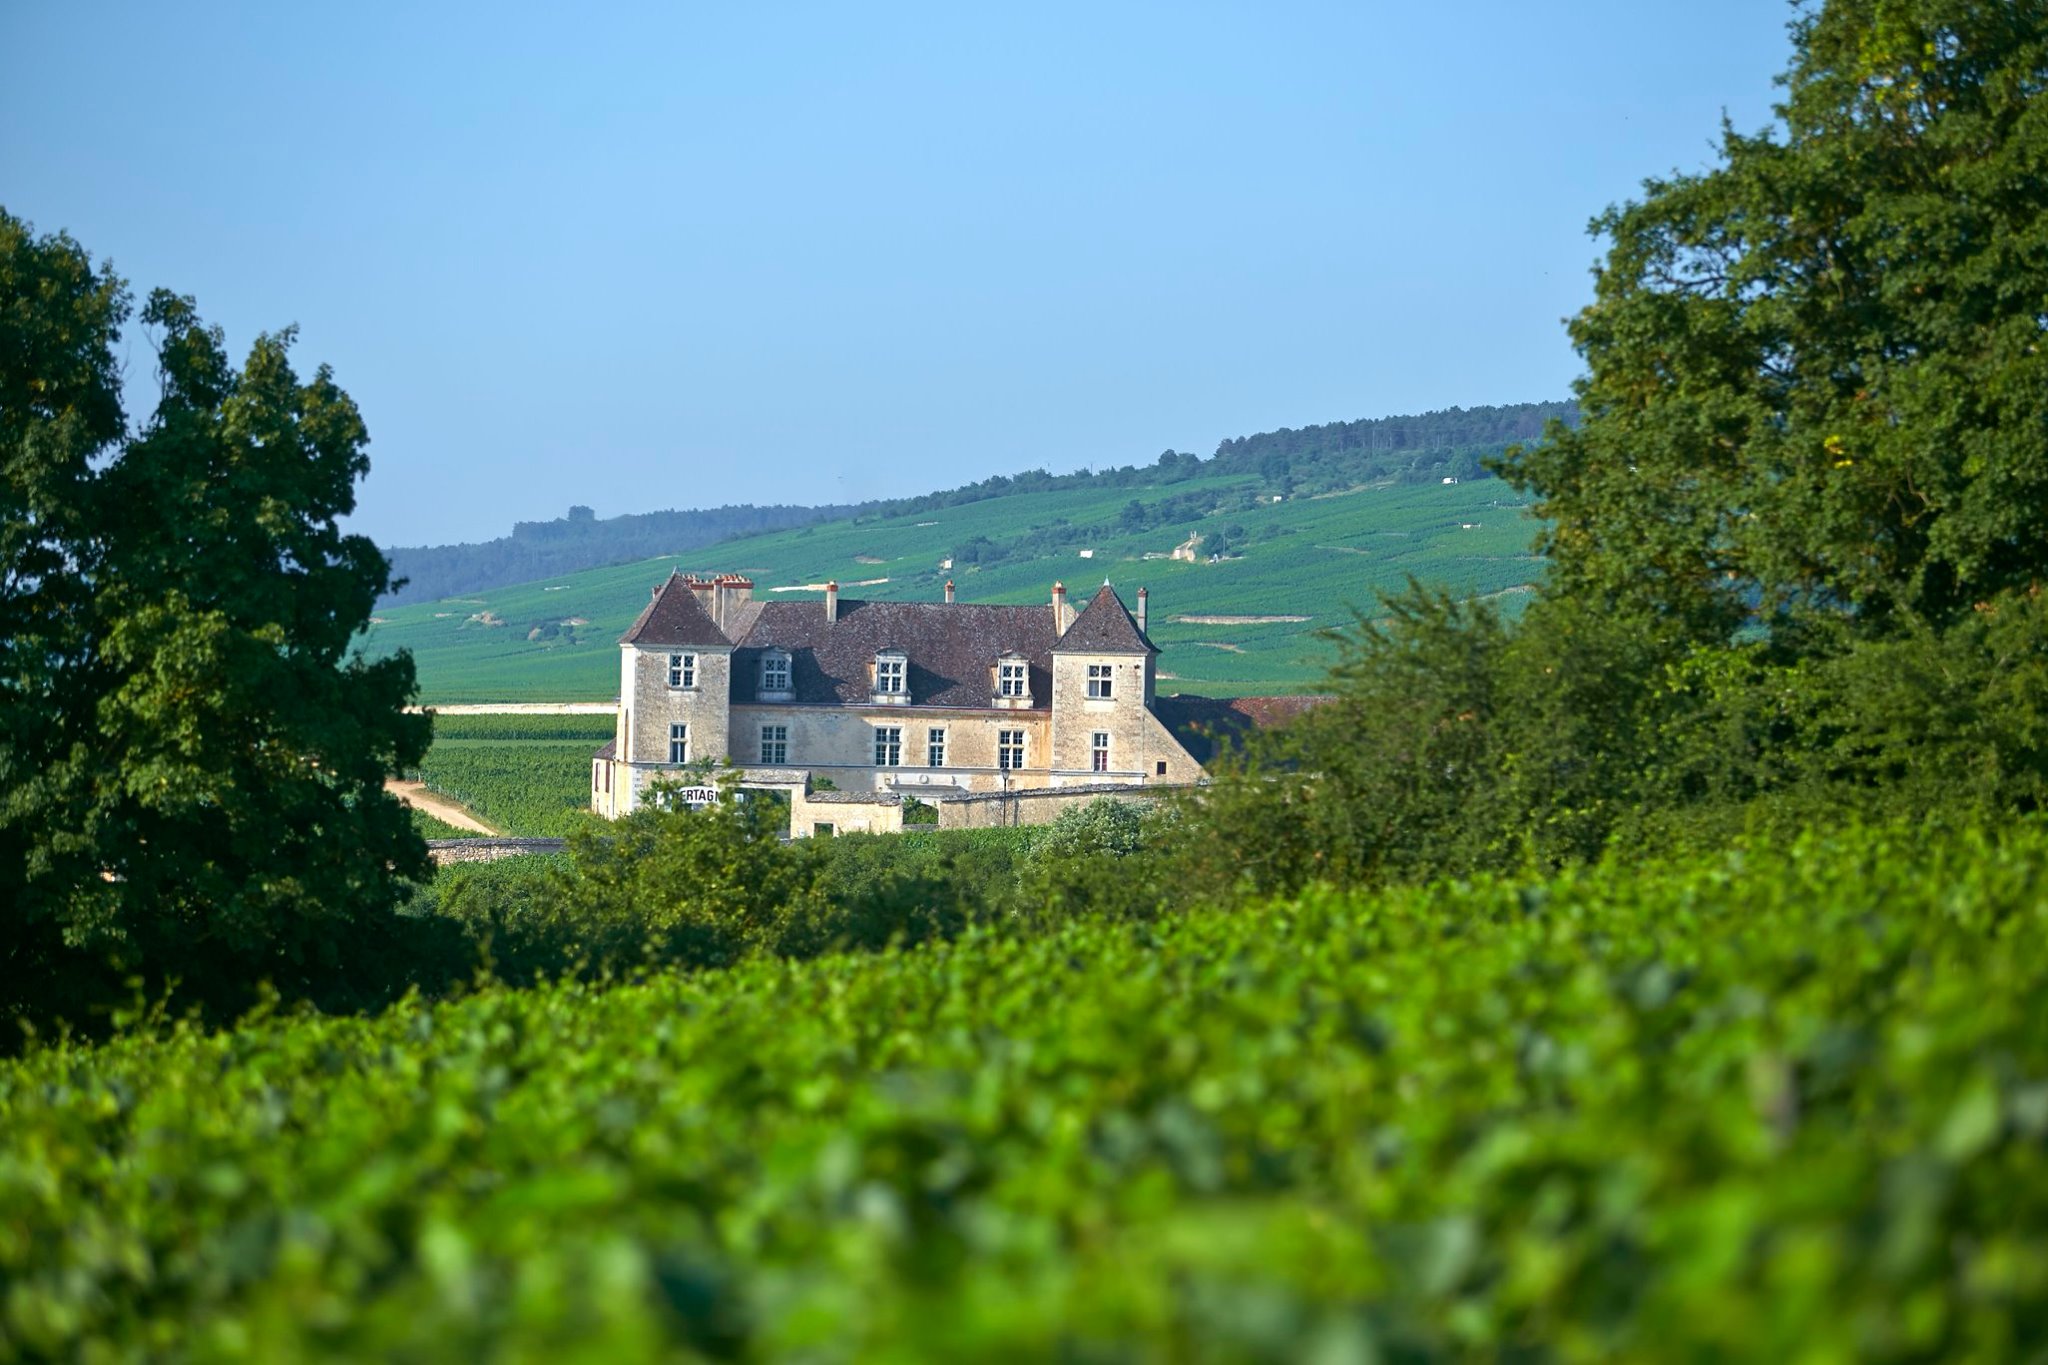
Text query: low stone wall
934 782 1198 830
426 838 567 867
790 789 905 838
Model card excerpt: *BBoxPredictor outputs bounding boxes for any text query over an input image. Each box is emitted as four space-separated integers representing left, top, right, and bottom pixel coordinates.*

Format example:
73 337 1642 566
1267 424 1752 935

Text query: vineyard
6 820 2045 1360
359 476 1542 703
410 714 614 837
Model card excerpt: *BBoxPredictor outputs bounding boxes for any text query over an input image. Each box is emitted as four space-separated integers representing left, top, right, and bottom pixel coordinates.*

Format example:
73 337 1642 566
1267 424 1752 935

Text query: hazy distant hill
379 402 1572 605
382 503 852 606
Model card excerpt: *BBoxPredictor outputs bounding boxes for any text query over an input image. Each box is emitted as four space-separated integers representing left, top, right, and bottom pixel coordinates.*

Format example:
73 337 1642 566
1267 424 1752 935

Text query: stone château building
589 572 1284 835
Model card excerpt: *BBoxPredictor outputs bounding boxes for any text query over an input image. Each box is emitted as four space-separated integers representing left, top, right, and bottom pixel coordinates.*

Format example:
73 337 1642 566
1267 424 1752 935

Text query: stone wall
933 782 1198 830
427 838 567 866
1043 651 1205 784
790 788 906 838
622 645 733 771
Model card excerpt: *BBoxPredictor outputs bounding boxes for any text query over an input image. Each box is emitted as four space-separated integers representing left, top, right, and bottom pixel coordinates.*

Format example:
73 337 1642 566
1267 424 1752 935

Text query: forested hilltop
382 502 851 605
380 400 1570 603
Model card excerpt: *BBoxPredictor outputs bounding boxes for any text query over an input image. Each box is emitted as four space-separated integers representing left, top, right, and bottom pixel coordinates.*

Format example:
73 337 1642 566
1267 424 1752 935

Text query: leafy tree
1 211 431 1034
1016 798 1177 923
1 215 129 999
1506 0 2048 635
537 771 822 971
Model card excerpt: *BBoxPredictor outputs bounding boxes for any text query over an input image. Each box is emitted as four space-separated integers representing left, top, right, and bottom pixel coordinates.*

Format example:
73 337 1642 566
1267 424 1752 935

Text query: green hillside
364 474 1541 703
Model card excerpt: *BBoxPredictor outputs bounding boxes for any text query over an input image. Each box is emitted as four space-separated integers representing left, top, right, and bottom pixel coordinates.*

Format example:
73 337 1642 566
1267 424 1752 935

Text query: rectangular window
1156 760 1168 776
926 727 946 767
760 725 788 765
998 730 1025 770
762 654 790 691
998 660 1028 697
1087 663 1114 699
1092 731 1111 772
814 822 835 838
668 723 688 764
668 653 696 688
874 726 903 766
876 657 906 693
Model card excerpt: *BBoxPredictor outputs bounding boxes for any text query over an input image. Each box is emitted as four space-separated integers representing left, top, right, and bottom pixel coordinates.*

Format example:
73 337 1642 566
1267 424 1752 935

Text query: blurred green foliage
6 821 2045 1360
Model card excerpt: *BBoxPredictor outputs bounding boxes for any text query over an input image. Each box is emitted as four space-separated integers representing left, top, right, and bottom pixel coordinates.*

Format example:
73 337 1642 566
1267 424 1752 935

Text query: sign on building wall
654 786 725 810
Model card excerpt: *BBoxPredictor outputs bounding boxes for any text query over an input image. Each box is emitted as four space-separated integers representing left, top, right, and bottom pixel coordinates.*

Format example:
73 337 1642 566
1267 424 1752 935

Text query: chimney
944 579 955 604
824 580 839 623
1051 581 1067 633
1136 586 1148 633
710 574 753 631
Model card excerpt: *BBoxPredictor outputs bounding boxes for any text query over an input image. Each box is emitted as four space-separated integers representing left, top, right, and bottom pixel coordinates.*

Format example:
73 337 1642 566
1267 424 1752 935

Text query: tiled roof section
1152 693 1330 766
1054 584 1155 654
593 738 617 761
619 572 733 647
729 599 1059 708
803 789 906 806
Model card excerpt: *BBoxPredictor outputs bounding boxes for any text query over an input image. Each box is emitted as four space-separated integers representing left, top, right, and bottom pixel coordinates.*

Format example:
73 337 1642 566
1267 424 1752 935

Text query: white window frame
998 729 1025 770
874 726 903 767
926 727 947 768
1087 663 1114 699
997 659 1029 697
875 653 907 695
761 652 791 693
668 723 688 764
668 653 697 689
760 724 788 765
1092 731 1111 772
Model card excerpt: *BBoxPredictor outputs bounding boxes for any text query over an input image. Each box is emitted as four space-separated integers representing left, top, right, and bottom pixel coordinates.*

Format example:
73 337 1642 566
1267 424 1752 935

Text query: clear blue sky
3 1 1795 548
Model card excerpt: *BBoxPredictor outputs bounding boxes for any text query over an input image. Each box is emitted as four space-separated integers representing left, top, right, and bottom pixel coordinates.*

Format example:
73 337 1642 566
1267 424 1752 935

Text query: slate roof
804 789 906 806
1053 583 1155 654
593 738 617 761
729 598 1060 709
619 572 732 647
1152 693 1329 766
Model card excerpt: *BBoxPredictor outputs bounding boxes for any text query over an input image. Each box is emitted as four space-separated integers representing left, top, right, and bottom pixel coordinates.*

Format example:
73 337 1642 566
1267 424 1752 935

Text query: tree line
381 501 850 606
378 402 1576 604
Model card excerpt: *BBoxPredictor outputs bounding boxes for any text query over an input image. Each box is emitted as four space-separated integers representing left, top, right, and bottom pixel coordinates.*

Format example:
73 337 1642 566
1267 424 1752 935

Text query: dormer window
872 649 908 703
759 650 792 700
997 658 1029 698
668 653 696 689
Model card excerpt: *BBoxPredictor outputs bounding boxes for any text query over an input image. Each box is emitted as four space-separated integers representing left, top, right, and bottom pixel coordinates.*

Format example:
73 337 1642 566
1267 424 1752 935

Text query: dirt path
1172 614 1311 625
406 702 614 714
385 780 499 835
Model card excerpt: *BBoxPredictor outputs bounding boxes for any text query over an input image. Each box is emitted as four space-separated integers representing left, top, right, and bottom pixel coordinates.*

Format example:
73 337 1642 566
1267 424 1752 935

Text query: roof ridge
1054 582 1155 654
619 571 733 647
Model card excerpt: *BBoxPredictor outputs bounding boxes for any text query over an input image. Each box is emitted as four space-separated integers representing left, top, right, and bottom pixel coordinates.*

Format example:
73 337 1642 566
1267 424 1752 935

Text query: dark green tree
1 212 431 1033
1506 0 2048 635
1 215 130 991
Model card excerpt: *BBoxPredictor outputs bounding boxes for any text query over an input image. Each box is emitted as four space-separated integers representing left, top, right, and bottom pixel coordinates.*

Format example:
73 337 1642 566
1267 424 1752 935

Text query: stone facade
931 782 1197 831
592 572 1284 835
